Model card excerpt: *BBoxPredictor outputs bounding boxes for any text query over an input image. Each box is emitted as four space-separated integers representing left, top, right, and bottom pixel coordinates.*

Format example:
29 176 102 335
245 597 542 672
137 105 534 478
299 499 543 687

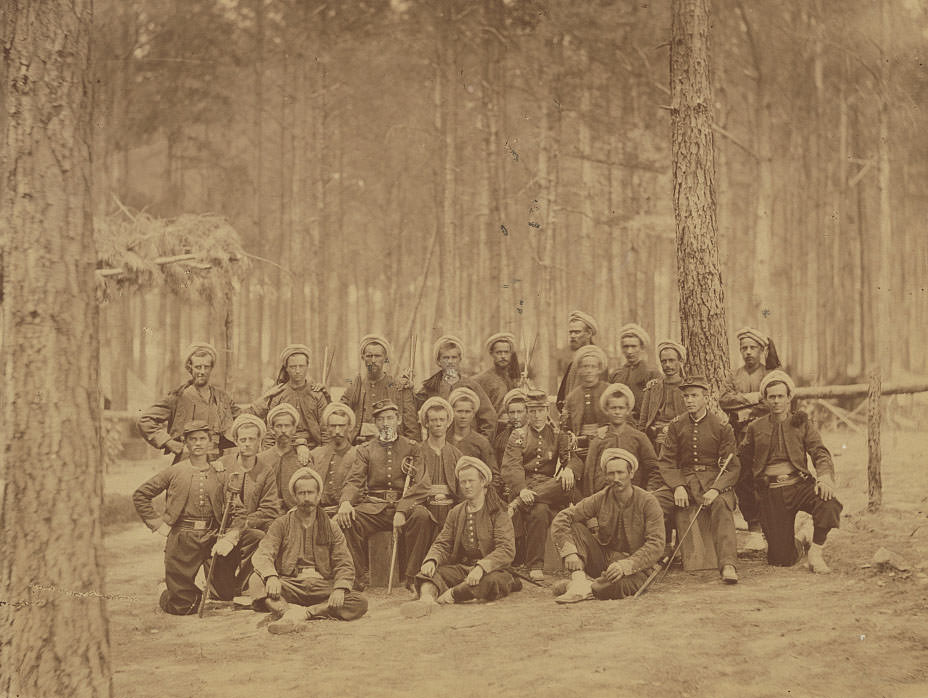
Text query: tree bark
1 1 112 695
670 0 730 392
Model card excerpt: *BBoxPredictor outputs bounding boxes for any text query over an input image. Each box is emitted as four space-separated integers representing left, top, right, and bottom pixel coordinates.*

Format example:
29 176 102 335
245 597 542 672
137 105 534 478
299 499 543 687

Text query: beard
378 425 398 443
275 434 292 449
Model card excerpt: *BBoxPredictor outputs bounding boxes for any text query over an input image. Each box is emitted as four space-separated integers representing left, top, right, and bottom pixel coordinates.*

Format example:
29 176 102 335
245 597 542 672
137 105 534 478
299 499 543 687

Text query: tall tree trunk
670 0 730 391
876 0 893 377
1 1 112 694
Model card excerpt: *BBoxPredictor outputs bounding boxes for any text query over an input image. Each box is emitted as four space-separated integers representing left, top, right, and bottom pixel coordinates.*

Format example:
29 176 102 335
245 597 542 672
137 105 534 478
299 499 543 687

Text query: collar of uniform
688 409 708 424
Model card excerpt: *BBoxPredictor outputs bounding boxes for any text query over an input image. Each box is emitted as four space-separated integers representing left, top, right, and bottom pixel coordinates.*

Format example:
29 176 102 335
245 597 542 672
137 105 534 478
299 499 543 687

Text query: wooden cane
634 454 734 598
198 471 243 617
387 456 417 594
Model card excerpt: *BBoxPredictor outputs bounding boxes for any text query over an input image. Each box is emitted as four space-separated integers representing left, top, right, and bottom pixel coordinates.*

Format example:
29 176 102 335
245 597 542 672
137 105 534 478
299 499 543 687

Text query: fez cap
181 420 212 438
371 399 400 417
567 310 598 335
679 375 710 392
656 340 687 363
759 370 796 397
599 382 636 412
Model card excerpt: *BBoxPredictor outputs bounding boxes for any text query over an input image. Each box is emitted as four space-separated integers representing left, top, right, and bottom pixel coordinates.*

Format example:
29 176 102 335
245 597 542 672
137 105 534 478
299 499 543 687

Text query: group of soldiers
133 310 842 631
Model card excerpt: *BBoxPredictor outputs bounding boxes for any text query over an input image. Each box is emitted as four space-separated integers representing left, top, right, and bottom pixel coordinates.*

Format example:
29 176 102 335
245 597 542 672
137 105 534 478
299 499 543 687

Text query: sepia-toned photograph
2 0 927 696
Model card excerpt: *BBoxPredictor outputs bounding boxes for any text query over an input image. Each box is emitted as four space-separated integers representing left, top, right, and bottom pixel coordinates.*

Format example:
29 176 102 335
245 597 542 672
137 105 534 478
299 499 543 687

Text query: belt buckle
193 520 206 531
385 490 399 503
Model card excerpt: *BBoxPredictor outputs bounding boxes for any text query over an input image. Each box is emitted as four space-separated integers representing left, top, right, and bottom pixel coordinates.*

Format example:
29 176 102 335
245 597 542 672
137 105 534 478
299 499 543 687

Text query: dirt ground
105 428 928 698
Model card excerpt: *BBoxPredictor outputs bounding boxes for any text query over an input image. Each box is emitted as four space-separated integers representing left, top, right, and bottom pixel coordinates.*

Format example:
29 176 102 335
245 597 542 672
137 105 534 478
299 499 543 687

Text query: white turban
600 447 639 476
279 343 311 367
433 335 465 364
184 342 218 367
359 335 393 360
484 332 516 355
448 387 481 410
567 310 599 336
574 344 609 371
321 402 356 431
599 382 636 412
267 403 300 427
759 370 796 397
656 340 687 364
230 414 267 443
418 396 453 428
288 467 324 498
619 323 651 349
736 327 768 349
455 456 493 484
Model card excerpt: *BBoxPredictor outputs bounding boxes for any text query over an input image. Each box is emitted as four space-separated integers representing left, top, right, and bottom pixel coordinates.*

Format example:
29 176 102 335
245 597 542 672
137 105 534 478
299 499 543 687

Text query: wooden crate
674 507 718 571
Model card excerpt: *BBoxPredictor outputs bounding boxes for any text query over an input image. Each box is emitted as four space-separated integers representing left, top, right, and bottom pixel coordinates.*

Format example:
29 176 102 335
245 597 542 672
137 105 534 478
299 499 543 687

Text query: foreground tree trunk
670 0 731 392
0 1 112 695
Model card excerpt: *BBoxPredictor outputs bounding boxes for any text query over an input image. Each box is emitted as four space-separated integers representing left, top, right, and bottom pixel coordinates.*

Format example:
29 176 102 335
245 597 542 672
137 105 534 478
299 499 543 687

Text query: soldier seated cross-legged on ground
247 467 369 633
402 456 519 618
551 448 665 603
740 370 843 573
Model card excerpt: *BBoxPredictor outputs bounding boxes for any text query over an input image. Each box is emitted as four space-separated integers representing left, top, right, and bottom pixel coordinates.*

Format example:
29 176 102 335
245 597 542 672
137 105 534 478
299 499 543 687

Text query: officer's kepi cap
181 420 212 437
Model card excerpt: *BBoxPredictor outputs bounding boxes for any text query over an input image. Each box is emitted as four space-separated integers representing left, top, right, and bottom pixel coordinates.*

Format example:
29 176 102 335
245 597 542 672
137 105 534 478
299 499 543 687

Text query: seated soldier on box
652 376 741 583
418 396 464 532
551 448 665 603
248 467 369 633
584 383 659 499
218 414 282 596
561 344 612 465
503 389 581 581
740 370 842 573
133 420 243 615
336 400 432 589
310 403 359 514
260 404 306 511
402 456 519 617
638 340 688 452
448 387 500 494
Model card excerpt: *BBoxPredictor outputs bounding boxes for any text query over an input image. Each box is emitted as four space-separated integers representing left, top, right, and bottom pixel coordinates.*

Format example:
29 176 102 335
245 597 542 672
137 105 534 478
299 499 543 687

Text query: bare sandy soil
106 429 928 698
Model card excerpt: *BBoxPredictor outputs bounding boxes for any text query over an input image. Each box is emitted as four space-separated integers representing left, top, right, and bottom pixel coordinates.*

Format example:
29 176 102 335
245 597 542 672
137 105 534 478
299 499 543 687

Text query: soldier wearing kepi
503 389 581 581
474 332 522 416
336 400 432 589
248 467 369 633
551 448 665 603
638 340 688 452
720 327 779 533
556 310 603 412
133 420 242 615
653 376 742 584
341 335 418 443
740 371 842 572
417 396 464 532
250 343 330 453
309 403 359 513
403 456 519 618
138 342 239 462
609 323 661 423
415 335 497 439
493 389 528 472
218 415 282 596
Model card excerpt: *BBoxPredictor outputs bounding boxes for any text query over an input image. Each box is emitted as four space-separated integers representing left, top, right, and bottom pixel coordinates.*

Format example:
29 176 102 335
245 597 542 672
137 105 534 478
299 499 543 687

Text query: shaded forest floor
105 429 928 698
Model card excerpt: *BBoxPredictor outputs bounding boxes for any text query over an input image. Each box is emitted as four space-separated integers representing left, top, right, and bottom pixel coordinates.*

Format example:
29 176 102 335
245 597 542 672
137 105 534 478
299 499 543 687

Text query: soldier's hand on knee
336 501 355 528
702 488 719 506
420 560 437 577
265 575 281 599
815 476 836 501
328 588 345 609
393 512 407 529
519 489 536 505
296 444 311 466
604 561 627 582
564 553 584 572
466 566 485 586
211 538 234 557
557 468 575 490
674 486 689 508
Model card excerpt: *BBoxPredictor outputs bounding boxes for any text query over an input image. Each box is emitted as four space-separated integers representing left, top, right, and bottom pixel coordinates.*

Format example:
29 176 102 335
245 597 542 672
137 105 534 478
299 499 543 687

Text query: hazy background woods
91 0 928 408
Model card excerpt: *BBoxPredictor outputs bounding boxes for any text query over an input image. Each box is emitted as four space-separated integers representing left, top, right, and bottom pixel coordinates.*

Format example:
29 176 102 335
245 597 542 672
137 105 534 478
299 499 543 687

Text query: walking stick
198 471 243 617
387 456 417 594
634 453 734 598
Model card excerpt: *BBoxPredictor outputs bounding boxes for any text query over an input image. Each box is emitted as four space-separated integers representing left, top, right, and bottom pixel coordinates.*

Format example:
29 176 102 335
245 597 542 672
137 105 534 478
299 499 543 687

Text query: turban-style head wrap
418 396 453 428
759 370 796 397
567 310 598 336
502 389 528 412
321 402 356 431
288 467 324 499
619 323 651 349
267 403 300 427
574 344 609 371
279 343 311 367
736 327 768 349
448 387 481 411
599 382 636 412
184 342 217 370
455 456 493 484
359 335 393 360
600 447 639 476
484 332 516 355
230 414 267 443
433 334 465 364
656 340 687 364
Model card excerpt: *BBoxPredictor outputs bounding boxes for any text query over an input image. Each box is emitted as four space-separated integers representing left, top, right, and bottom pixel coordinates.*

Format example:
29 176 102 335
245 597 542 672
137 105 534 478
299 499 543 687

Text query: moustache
275 434 292 448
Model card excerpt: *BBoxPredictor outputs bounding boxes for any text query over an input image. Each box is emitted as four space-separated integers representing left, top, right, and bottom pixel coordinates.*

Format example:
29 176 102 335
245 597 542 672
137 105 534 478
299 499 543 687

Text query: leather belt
177 518 217 531
765 473 802 489
369 489 402 502
690 465 715 472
